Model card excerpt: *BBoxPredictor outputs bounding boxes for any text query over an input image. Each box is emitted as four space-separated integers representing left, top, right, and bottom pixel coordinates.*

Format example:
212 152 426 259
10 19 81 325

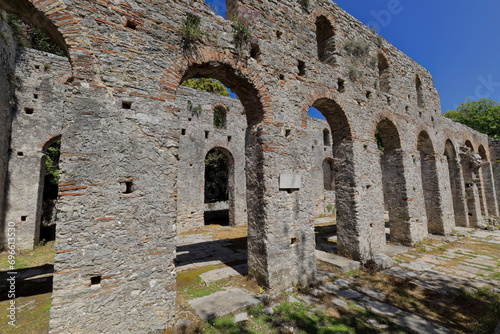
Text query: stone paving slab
315 250 360 272
200 264 248 284
456 264 493 276
188 288 259 320
400 260 435 272
365 300 402 316
384 267 419 279
396 312 453 334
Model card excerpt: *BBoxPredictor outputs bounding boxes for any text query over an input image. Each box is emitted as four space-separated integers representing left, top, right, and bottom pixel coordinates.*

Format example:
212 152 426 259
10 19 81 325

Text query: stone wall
5 48 70 249
0 0 498 333
490 139 500 214
0 12 16 248
176 86 248 232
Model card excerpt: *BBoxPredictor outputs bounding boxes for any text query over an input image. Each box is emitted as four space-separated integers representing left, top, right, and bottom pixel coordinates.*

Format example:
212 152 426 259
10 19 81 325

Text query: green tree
444 98 500 139
181 78 230 96
44 140 61 199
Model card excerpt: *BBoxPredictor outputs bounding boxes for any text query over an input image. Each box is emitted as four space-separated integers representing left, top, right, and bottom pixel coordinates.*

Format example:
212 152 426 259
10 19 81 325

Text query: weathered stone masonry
0 0 498 333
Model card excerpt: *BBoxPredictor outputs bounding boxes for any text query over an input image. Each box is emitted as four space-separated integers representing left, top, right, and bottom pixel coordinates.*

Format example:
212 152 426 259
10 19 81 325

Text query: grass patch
0 293 52 334
0 242 55 334
0 241 55 270
349 270 500 334
177 265 222 298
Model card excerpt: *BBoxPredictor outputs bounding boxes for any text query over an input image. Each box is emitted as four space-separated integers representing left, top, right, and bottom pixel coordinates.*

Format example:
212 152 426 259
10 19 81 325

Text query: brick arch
300 88 352 130
443 137 459 158
38 127 63 151
464 139 475 151
301 89 361 259
162 48 272 126
478 144 488 161
309 9 337 64
0 0 96 81
372 110 398 128
373 115 402 152
413 125 437 152
308 7 337 26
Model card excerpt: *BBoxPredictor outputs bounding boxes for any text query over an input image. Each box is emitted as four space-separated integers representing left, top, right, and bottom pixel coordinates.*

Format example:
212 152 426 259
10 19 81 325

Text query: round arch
374 117 410 244
444 139 468 227
478 144 488 161
0 0 95 80
417 130 444 234
444 139 457 159
163 48 271 126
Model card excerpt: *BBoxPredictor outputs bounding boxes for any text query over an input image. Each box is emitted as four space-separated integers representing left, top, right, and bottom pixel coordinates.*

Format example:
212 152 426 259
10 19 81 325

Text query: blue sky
206 0 500 116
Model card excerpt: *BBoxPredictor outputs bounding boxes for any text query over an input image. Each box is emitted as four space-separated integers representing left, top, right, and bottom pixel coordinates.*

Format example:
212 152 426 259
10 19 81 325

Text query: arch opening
477 144 498 216
175 60 268 292
377 53 390 93
322 158 334 191
38 136 61 243
444 140 467 227
204 147 233 226
310 98 358 258
213 105 227 129
180 63 264 127
323 128 331 147
315 16 336 64
417 131 443 234
0 1 69 56
416 75 424 108
376 119 409 244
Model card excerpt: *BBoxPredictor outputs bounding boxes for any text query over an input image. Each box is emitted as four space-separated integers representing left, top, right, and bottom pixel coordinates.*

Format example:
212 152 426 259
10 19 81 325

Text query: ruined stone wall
5 47 70 249
175 86 333 232
176 86 248 232
0 12 16 247
490 139 500 213
0 0 498 333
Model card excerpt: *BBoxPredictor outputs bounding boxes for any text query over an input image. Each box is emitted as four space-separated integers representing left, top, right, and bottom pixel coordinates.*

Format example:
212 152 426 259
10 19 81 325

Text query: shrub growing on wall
7 14 64 56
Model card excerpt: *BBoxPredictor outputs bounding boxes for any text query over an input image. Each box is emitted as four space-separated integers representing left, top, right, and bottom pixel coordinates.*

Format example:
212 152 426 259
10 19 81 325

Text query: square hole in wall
291 237 298 245
123 181 134 194
205 131 209 139
34 64 40 69
297 60 306 76
122 101 132 109
21 216 27 222
25 107 34 114
181 129 186 135
227 136 232 142
90 275 102 285
34 94 39 99
125 19 137 30
337 78 345 93
285 129 291 137
17 151 24 157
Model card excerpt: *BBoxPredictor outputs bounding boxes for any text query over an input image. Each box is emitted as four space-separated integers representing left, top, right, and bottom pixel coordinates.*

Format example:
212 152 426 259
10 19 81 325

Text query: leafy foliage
232 8 259 47
43 140 61 199
444 98 500 139
375 130 385 152
187 100 202 117
344 39 370 59
205 149 229 203
213 106 227 129
7 15 64 56
182 78 230 96
180 13 202 44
